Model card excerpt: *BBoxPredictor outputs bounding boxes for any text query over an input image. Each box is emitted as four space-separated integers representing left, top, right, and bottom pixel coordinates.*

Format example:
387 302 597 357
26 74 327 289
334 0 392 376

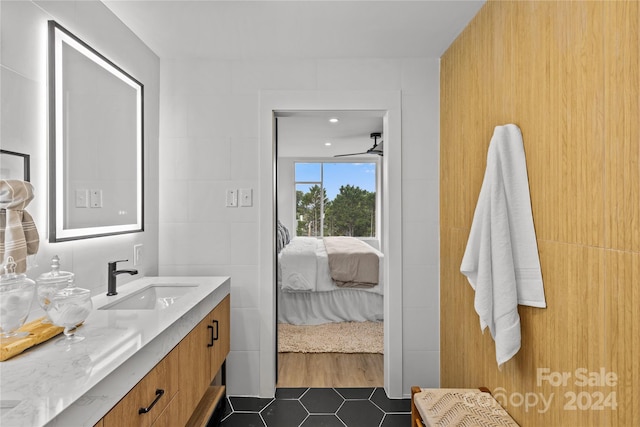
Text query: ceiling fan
334 132 383 157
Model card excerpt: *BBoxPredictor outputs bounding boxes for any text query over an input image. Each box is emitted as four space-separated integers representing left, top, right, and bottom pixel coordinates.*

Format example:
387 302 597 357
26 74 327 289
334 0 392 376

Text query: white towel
460 124 546 367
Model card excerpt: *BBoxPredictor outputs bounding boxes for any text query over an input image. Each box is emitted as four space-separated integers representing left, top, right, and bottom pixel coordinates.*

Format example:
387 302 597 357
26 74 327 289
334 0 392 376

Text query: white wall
277 157 295 233
1 0 160 317
159 57 440 396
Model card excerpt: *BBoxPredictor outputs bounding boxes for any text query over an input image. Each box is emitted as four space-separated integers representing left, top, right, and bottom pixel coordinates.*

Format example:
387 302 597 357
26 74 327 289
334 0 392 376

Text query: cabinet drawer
103 346 179 427
150 390 182 427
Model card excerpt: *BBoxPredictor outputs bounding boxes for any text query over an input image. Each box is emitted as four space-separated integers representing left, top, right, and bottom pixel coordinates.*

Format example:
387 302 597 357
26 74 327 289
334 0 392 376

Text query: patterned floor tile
261 398 309 427
229 396 273 412
336 400 384 427
301 388 345 414
380 413 411 427
277 387 310 399
335 387 375 400
300 414 347 427
220 412 266 427
371 388 411 413
220 387 410 427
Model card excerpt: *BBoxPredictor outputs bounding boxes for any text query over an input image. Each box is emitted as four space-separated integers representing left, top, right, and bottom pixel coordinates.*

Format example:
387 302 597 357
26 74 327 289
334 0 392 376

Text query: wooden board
0 317 64 361
185 386 225 427
440 1 638 425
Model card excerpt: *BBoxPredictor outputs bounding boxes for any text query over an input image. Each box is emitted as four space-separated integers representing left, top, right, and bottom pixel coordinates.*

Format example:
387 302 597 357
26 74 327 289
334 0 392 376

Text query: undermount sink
99 284 199 310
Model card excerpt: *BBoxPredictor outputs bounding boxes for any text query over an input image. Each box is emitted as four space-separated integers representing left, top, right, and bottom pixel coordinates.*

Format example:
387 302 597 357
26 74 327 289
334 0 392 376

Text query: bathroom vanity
0 276 230 427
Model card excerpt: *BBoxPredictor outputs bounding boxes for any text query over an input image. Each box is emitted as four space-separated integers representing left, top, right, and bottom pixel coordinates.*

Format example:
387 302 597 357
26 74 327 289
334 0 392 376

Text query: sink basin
99 284 198 310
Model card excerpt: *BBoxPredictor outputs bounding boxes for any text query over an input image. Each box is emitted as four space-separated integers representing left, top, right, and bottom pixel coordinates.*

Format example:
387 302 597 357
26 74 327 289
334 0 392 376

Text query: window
295 162 377 237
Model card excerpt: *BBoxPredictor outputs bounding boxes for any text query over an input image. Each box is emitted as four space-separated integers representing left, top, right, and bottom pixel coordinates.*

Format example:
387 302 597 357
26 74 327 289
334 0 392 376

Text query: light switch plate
75 189 89 208
226 189 238 207
133 244 143 266
90 189 103 208
239 188 253 207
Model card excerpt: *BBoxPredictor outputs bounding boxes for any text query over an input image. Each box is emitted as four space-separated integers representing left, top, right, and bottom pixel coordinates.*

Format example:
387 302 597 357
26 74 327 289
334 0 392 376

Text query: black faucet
107 260 138 296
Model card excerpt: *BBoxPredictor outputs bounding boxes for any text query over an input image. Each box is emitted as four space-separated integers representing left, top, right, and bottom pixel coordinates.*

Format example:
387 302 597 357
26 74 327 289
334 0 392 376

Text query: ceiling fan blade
333 151 370 157
334 132 384 157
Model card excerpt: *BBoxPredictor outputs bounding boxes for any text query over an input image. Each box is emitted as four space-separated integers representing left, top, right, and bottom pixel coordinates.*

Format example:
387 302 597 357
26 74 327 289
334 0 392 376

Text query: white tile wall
229 137 260 181
159 56 441 397
1 1 160 318
403 265 439 310
231 60 318 94
404 350 440 388
3 0 441 399
317 59 402 90
402 94 440 177
162 60 233 97
231 308 261 352
226 350 262 396
401 58 439 95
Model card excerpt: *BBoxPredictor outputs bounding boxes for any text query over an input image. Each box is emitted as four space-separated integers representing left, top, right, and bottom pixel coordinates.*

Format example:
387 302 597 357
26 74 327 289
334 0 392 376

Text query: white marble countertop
0 276 231 427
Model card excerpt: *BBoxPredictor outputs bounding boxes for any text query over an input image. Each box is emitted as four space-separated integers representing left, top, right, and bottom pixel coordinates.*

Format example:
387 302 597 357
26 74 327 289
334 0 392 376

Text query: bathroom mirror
48 21 143 242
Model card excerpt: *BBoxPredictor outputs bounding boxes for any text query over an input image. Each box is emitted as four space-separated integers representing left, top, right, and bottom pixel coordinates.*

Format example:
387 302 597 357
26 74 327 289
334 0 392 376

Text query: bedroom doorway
275 111 385 387
258 90 403 398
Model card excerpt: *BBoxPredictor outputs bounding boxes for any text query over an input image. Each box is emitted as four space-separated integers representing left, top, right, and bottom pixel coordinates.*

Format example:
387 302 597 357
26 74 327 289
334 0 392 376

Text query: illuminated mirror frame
48 20 144 242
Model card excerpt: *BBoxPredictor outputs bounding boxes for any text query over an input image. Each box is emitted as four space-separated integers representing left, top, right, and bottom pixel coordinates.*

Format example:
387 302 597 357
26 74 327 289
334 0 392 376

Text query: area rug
278 321 383 354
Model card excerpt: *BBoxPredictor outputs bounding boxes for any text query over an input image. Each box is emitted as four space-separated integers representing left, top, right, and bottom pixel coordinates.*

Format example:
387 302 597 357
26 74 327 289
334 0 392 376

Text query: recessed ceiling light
325 142 332 146
329 117 339 123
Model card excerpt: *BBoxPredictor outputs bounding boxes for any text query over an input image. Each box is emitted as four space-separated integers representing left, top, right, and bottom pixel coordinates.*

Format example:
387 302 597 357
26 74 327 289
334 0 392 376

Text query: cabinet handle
138 389 164 414
212 320 219 341
207 325 214 347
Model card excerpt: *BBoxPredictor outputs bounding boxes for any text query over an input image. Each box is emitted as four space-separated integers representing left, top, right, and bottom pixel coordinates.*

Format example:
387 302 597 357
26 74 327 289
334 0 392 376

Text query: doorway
258 90 403 398
275 111 384 388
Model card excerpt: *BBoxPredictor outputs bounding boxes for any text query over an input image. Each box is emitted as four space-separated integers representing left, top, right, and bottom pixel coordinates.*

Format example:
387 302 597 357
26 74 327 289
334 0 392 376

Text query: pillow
277 225 284 253
281 221 290 244
276 220 290 253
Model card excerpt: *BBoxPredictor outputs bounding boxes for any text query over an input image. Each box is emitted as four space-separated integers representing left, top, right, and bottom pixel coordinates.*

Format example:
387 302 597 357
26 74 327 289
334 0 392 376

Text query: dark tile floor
220 387 411 427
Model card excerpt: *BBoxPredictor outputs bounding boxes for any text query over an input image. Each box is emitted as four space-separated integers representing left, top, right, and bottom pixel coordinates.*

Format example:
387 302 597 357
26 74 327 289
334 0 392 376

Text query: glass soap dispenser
35 255 75 323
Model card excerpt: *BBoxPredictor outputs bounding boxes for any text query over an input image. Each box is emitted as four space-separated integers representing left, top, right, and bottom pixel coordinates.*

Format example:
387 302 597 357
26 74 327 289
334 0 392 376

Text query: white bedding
278 236 384 325
279 237 318 291
278 288 383 325
278 237 384 295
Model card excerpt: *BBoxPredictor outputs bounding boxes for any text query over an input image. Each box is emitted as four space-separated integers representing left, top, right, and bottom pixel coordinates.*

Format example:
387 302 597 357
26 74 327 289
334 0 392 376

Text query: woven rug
278 321 383 354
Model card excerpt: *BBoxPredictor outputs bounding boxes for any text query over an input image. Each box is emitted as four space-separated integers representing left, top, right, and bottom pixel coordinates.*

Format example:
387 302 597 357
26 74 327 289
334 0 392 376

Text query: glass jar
36 256 75 323
0 259 36 339
49 286 92 344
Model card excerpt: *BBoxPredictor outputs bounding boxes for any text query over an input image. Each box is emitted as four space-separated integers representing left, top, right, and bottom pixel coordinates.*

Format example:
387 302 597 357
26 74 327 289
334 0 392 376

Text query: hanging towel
0 180 40 273
460 124 546 368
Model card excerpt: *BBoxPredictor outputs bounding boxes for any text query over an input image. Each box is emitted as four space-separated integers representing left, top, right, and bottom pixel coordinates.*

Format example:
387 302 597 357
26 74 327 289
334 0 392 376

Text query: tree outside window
295 162 376 238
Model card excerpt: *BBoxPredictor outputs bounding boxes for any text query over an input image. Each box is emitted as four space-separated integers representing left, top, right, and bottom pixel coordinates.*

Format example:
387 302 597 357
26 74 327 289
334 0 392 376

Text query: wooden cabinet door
178 314 213 423
103 346 179 427
210 295 230 375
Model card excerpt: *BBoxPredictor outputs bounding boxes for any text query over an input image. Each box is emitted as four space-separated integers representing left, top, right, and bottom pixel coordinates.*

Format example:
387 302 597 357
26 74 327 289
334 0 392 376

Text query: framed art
0 149 30 182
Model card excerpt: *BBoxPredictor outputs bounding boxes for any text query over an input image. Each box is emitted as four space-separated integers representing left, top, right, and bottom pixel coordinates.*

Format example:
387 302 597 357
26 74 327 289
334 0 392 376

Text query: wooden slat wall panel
605 1 640 252
603 4 640 426
440 1 638 425
605 250 640 426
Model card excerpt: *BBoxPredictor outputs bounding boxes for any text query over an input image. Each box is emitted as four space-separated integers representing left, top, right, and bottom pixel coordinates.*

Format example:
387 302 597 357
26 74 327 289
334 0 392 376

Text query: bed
277 235 384 325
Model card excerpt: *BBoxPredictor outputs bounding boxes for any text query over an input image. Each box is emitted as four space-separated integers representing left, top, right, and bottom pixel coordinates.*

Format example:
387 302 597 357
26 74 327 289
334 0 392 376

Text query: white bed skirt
278 289 383 325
